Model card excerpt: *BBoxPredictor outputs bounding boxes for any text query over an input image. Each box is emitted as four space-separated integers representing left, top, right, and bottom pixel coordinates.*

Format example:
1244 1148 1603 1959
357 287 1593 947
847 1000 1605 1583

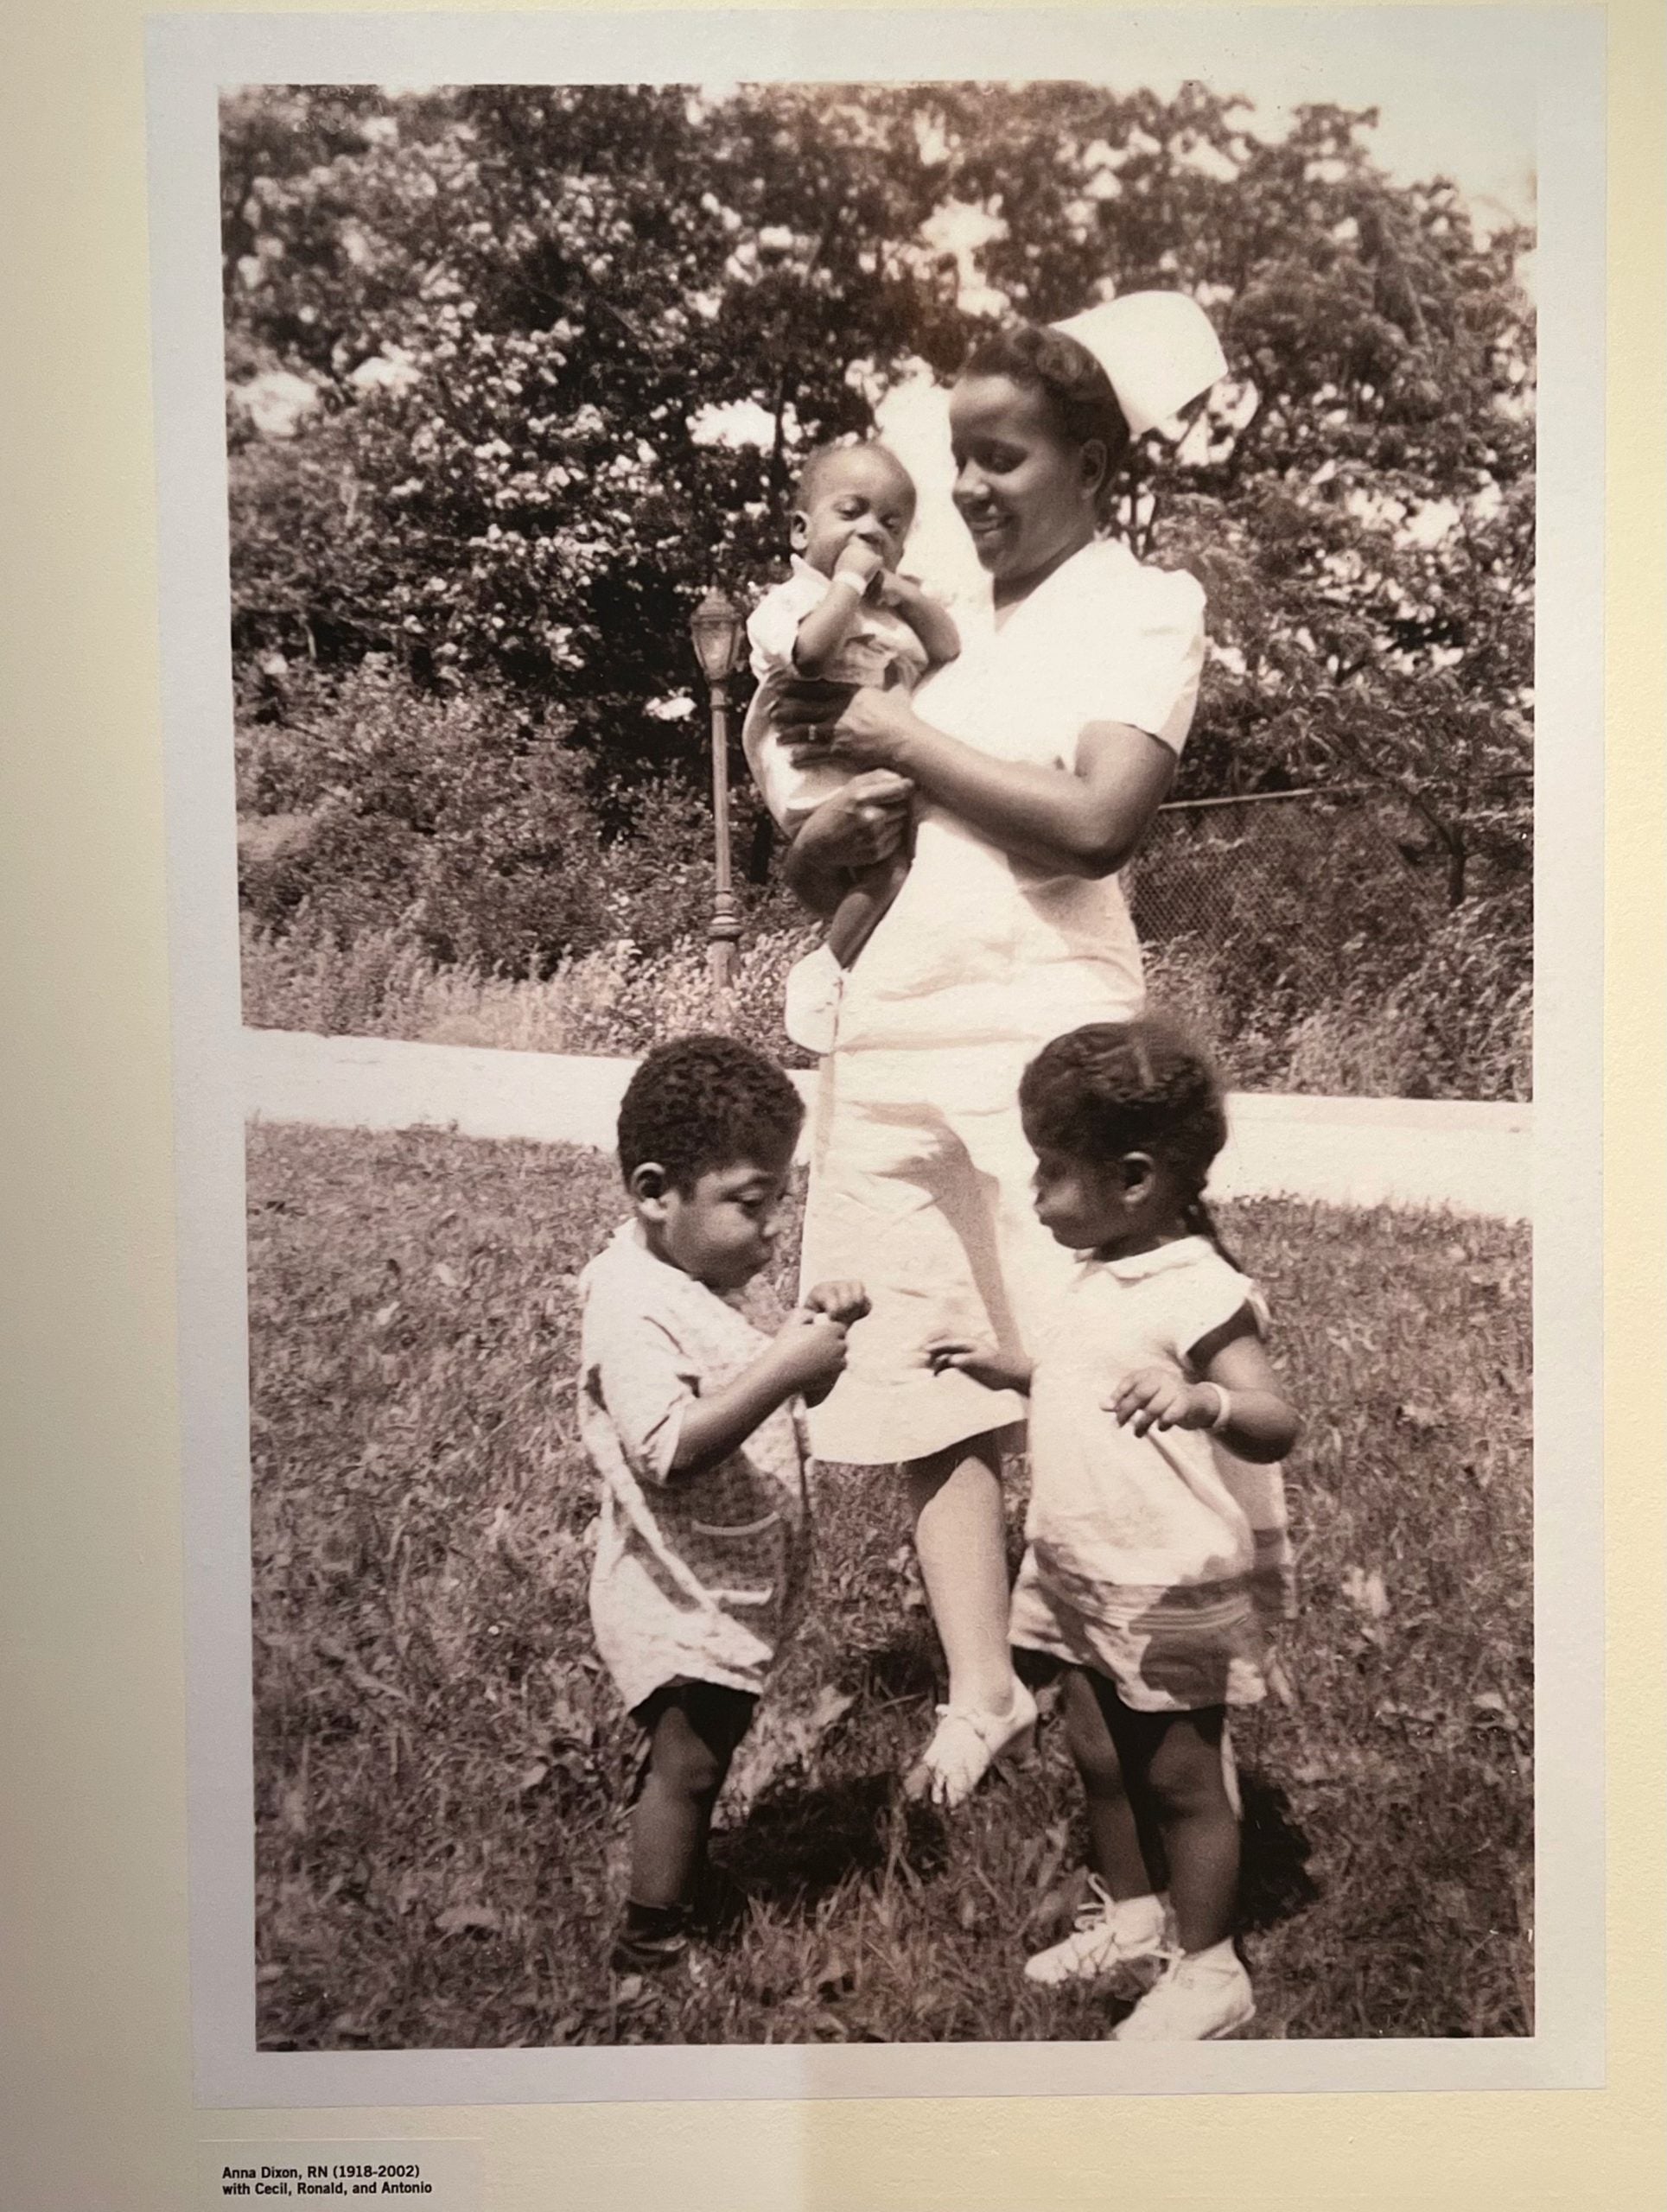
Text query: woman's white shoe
906 1681 1038 1808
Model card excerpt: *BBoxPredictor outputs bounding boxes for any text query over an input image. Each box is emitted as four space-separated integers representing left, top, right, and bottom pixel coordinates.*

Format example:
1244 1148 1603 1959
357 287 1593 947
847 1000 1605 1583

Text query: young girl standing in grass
578 1035 868 1973
932 1019 1300 2040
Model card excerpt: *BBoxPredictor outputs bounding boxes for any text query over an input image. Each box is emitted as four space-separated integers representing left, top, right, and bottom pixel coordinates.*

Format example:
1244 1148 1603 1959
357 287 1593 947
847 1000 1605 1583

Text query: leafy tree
223 79 1532 964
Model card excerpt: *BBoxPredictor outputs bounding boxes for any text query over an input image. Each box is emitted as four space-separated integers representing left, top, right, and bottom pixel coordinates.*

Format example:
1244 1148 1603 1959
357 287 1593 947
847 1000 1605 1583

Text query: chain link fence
1129 787 1439 948
1123 787 1525 1098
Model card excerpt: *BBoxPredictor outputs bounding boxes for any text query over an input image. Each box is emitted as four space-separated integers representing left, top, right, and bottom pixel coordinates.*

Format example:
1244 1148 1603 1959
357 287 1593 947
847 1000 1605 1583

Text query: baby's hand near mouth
835 541 886 588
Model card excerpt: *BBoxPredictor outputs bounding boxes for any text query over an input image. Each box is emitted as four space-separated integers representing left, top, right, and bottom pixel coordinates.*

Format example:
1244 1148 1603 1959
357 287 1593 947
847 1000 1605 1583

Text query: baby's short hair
1020 1017 1226 1197
617 1033 805 1192
793 438 917 516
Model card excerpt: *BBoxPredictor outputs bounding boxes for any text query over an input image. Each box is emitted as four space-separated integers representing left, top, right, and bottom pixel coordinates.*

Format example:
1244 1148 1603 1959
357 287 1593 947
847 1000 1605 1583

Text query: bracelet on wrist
1206 1382 1235 1433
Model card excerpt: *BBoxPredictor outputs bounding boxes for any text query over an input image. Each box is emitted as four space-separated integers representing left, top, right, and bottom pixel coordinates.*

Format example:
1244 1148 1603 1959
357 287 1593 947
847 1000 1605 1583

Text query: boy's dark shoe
690 1865 749 1939
610 1900 691 1974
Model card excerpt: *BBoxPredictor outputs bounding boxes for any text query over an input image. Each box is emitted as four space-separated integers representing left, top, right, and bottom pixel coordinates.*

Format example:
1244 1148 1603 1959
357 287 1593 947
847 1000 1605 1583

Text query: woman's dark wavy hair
961 322 1133 515
1019 1015 1239 1261
617 1033 804 1193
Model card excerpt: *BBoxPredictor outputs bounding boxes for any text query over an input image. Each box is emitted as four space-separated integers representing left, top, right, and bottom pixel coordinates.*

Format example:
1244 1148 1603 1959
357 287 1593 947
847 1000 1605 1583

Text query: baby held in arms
741 440 959 1052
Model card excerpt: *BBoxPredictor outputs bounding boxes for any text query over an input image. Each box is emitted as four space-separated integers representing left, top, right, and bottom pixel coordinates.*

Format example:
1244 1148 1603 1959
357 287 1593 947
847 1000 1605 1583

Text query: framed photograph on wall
147 4 1604 2113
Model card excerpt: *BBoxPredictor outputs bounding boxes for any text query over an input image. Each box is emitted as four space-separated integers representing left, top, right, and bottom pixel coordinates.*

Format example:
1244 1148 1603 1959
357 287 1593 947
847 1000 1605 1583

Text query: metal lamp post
689 587 747 1000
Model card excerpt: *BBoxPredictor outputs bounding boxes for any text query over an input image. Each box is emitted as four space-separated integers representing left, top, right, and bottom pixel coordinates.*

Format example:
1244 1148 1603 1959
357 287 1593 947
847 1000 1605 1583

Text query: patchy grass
248 1122 1531 2048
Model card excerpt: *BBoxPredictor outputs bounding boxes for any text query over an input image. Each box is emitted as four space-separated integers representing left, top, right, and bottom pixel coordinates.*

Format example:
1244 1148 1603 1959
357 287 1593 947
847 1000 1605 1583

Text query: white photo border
148 5 1605 2107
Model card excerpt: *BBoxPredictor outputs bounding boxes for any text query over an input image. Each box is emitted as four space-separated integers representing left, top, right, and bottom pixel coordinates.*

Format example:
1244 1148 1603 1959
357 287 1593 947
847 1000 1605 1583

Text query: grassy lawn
247 1121 1531 2049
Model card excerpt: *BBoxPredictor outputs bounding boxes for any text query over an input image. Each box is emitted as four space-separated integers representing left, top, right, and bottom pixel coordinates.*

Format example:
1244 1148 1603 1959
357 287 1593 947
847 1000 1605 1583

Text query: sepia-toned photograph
148 7 1594 2096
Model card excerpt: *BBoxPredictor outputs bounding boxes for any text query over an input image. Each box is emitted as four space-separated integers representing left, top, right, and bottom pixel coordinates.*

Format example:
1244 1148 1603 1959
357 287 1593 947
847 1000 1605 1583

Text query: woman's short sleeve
1090 567 1206 756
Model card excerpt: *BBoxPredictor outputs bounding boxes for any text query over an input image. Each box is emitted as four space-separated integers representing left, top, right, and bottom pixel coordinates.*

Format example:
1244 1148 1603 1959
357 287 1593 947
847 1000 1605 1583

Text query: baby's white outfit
1008 1236 1295 1713
579 1222 810 1714
743 558 933 1052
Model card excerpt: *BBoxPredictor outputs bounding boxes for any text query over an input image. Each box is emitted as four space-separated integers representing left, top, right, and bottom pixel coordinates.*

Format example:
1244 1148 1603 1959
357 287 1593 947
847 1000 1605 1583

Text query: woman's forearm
892 714 1174 879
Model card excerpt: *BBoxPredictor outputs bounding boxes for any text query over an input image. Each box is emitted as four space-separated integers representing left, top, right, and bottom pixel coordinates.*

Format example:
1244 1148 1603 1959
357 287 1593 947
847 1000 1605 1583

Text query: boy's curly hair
617 1033 805 1192
962 323 1133 515
1020 1016 1232 1247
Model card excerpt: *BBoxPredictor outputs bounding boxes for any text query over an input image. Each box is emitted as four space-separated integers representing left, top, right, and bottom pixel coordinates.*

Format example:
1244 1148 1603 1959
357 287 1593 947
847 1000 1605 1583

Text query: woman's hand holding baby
775 678 922 772
785 768 913 902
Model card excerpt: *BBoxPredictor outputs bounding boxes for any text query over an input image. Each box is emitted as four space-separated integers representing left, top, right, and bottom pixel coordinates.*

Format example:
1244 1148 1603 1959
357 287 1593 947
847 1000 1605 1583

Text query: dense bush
239 665 604 972
239 663 806 976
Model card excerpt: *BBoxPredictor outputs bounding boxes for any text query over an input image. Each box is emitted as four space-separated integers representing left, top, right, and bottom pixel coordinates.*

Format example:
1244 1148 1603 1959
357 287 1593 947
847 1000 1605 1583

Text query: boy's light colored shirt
578 1221 809 1712
742 556 933 830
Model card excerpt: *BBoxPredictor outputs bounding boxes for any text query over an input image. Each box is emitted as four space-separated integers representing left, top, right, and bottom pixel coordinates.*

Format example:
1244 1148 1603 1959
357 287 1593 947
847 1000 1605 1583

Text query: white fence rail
244 1028 1531 1220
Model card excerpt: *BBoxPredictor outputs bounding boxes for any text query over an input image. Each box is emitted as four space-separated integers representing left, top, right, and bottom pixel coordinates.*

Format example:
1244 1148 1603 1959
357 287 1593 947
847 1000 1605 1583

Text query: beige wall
3 3 1662 2206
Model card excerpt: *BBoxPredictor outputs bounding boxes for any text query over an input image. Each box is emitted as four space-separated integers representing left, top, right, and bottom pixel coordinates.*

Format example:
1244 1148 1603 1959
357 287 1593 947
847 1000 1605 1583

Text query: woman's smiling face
948 372 1103 597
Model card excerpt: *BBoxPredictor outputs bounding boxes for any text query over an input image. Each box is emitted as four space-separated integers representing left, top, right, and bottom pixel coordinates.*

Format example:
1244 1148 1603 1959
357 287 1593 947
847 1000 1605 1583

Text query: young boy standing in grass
579 1034 868 1972
932 1019 1301 2039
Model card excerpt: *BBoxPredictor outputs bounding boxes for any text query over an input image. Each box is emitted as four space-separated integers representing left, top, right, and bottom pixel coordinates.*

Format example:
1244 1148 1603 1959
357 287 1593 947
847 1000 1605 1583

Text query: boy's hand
772 1308 849 1396
834 540 886 590
803 1280 871 1328
1107 1367 1214 1436
926 1338 1033 1395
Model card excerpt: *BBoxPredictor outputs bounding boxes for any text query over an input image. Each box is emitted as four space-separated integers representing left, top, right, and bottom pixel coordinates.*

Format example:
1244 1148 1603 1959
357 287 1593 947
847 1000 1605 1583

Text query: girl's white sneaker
905 1681 1038 1809
1024 1880 1172 1992
1110 1944 1256 2041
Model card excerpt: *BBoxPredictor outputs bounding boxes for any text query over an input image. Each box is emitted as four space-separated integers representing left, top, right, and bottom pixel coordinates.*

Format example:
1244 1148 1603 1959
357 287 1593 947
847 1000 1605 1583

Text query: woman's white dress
799 536 1207 1465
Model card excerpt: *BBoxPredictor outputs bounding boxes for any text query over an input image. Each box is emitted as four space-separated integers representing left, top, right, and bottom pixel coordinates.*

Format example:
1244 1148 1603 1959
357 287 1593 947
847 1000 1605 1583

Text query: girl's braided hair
1019 1016 1238 1260
961 322 1133 518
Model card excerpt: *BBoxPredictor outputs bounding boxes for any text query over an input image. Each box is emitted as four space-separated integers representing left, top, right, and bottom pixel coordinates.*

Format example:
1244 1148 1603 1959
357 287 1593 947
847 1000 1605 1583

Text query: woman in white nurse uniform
775 296 1227 1808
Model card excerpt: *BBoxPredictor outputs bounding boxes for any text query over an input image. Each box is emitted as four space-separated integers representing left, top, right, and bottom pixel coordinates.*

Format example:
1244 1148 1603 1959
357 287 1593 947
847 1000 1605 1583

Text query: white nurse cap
1050 292 1227 439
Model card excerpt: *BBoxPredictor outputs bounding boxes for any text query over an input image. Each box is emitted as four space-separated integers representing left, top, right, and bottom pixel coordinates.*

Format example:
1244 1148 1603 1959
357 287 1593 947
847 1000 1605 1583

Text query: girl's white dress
578 1223 810 1713
1008 1236 1295 1713
799 535 1206 1465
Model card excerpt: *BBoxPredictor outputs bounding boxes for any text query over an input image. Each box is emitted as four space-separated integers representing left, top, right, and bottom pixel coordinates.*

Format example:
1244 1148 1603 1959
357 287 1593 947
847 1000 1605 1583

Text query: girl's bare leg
1091 1681 1237 1953
906 1432 1017 1712
1060 1667 1168 1898
1142 1707 1238 1953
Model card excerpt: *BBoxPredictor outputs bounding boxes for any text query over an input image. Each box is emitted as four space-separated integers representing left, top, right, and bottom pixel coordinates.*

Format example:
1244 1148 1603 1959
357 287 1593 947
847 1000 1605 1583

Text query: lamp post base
707 911 741 1001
